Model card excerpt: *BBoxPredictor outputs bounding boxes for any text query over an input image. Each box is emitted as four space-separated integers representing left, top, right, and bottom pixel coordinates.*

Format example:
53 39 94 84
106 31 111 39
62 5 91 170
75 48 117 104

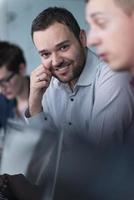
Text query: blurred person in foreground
85 0 134 74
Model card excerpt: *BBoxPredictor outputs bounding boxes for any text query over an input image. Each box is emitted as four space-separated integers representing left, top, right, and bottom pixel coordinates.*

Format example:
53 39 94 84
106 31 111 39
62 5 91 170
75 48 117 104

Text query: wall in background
0 0 87 74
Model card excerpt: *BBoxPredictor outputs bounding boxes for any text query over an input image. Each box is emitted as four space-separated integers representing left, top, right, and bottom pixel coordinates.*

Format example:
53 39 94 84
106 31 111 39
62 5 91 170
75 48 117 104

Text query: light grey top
26 49 134 146
0 118 41 175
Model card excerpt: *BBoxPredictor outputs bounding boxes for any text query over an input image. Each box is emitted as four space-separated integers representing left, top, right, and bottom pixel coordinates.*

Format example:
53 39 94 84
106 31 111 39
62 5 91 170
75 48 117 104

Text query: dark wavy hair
31 7 81 41
0 41 26 73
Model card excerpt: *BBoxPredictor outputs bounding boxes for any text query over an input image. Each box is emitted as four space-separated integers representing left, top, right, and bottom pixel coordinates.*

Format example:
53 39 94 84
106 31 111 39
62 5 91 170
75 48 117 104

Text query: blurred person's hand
29 64 52 116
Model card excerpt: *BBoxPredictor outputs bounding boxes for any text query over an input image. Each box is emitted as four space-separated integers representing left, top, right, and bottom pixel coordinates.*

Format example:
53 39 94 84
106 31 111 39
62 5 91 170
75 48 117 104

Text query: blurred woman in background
0 41 40 176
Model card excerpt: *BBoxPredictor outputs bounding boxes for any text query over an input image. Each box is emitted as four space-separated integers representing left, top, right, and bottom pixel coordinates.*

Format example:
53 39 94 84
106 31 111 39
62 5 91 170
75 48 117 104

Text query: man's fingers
34 64 51 77
36 73 51 82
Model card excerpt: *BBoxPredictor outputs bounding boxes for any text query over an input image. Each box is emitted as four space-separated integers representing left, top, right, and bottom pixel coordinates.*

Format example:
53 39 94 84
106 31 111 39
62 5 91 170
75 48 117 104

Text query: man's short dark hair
0 41 26 73
31 7 81 41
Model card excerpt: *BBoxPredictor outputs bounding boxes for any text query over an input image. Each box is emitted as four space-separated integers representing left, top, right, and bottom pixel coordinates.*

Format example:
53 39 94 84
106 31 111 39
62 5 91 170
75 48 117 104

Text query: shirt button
69 122 72 126
70 98 74 101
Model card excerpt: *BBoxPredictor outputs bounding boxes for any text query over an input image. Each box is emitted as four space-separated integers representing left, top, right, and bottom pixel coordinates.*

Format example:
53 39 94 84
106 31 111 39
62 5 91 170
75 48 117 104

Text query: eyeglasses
0 73 16 88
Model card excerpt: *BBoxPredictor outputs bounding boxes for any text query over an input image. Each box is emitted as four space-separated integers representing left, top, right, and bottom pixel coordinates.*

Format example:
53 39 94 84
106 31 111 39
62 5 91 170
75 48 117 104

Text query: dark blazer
0 94 15 128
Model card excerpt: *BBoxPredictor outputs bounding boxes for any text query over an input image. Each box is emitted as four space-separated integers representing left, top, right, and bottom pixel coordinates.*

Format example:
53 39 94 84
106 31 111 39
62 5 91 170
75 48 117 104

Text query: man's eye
60 44 69 51
41 52 50 58
95 19 107 29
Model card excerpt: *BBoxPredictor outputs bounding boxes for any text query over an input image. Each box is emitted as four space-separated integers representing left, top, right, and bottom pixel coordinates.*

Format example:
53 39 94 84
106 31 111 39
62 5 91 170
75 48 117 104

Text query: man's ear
18 63 26 75
79 29 87 47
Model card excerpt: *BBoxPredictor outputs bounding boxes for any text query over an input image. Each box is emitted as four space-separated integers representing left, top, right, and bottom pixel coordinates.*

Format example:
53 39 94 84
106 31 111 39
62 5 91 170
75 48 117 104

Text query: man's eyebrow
55 40 70 48
38 40 70 54
38 49 48 54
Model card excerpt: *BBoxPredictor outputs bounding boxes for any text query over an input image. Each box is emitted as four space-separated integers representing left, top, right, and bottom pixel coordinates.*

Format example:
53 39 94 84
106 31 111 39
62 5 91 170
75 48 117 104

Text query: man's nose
51 52 63 67
87 30 101 47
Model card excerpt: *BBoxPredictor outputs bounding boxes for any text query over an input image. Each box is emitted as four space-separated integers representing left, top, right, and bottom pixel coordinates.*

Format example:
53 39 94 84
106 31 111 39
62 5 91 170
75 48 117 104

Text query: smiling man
85 0 134 74
25 6 134 146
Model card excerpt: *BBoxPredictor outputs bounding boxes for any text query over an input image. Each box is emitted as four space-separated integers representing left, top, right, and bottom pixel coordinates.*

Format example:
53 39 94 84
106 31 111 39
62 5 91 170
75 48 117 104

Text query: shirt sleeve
90 64 134 146
25 109 58 134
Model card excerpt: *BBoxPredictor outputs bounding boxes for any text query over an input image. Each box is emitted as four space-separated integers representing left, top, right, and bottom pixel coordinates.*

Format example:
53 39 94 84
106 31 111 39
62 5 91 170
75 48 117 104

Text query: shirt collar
77 49 99 86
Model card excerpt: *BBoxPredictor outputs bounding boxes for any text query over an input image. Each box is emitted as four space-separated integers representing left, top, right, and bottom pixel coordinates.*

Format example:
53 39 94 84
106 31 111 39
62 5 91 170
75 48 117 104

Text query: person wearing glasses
0 41 29 117
0 41 40 176
0 71 21 129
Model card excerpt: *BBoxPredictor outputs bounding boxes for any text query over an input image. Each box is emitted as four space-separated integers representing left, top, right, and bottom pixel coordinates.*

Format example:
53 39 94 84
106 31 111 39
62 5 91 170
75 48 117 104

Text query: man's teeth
55 65 68 71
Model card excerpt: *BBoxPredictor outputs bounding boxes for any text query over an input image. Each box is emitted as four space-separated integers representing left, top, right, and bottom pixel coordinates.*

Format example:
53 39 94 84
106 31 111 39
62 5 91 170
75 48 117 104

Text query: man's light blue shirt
27 49 134 145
